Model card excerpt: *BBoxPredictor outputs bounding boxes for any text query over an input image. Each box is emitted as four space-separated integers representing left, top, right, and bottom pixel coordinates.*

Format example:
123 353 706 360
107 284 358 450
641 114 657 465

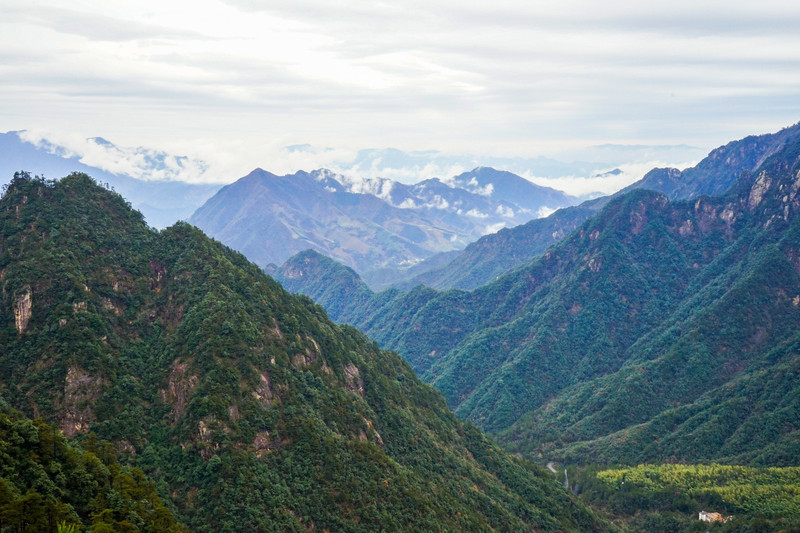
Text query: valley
4 0 800 529
274 123 800 530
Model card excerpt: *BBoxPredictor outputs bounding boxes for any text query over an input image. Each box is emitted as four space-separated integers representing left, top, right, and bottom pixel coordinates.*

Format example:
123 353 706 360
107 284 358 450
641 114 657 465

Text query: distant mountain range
3 130 707 286
189 166 578 277
0 131 221 228
276 122 800 467
389 122 800 291
302 143 706 182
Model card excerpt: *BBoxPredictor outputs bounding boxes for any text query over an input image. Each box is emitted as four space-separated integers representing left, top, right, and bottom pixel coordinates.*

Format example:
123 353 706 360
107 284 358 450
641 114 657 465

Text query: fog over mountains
6 130 703 283
0 128 704 224
0 131 221 228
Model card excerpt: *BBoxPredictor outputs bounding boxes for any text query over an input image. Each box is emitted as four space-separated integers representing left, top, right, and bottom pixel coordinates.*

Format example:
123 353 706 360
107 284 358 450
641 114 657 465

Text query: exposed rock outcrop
61 366 105 438
150 260 167 292
748 171 772 210
252 372 273 408
161 360 198 423
343 362 365 398
197 418 222 460
252 430 288 458
13 287 32 333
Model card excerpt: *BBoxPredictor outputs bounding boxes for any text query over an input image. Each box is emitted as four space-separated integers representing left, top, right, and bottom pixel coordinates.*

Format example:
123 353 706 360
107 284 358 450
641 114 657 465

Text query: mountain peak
87 136 113 146
190 166 579 277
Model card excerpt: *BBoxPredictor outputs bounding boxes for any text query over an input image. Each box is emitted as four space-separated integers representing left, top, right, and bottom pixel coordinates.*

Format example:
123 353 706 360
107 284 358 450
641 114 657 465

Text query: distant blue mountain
0 131 221 228
189 167 578 276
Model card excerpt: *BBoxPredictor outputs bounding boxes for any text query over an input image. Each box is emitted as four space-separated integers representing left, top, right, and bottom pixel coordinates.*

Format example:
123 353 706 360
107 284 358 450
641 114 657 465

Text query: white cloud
334 175 394 198
397 198 418 209
475 183 494 197
426 196 450 210
537 206 556 219
465 208 489 218
18 130 214 183
483 222 507 235
496 205 515 218
1 0 799 181
464 178 494 197
523 160 698 197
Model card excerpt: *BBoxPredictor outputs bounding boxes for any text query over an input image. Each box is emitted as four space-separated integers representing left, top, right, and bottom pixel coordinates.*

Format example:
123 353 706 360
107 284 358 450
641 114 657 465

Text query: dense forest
0 172 608 531
3 123 800 531
277 124 800 468
0 404 186 532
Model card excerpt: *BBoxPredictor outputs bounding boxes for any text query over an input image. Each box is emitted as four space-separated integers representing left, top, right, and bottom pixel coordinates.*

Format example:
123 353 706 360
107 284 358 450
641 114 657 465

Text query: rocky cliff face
13 286 31 333
61 365 105 437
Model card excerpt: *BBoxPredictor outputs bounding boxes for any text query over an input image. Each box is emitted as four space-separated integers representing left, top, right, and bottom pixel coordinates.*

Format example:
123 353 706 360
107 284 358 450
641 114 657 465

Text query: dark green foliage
0 172 610 531
276 250 374 321
0 404 185 532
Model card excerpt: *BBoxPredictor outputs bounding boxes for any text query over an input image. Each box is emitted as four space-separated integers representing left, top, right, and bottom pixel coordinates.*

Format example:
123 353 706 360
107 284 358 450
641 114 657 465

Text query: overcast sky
2 0 800 186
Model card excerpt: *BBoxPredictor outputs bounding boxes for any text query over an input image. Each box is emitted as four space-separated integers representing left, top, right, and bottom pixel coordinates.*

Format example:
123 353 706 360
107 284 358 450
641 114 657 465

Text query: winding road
546 461 569 489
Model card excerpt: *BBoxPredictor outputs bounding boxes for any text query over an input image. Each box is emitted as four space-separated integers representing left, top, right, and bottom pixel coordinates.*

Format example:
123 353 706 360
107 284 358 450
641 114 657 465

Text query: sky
2 0 800 192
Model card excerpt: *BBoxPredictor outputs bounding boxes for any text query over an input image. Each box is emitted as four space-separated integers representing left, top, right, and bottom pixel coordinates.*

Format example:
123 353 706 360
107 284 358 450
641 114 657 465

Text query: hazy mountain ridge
394 122 800 291
331 144 705 182
276 124 800 467
625 121 800 200
189 166 578 277
394 202 605 291
0 172 608 531
0 131 221 228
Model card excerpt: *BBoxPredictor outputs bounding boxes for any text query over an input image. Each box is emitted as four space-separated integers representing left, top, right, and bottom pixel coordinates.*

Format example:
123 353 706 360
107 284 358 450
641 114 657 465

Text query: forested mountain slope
502 143 800 464
278 127 800 467
0 172 607 531
0 404 186 531
394 201 605 291
623 121 800 200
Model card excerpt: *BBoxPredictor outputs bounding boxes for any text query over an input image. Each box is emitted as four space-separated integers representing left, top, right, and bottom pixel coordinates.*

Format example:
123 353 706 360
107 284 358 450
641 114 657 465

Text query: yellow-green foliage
597 464 800 517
